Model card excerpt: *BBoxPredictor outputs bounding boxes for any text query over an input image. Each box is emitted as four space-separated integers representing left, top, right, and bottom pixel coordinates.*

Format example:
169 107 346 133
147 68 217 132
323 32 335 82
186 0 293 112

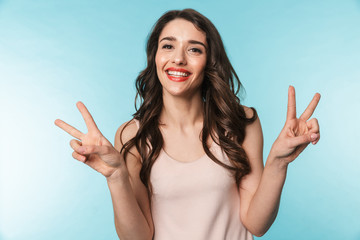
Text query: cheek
194 60 207 75
155 54 163 77
155 52 161 69
155 51 168 68
155 54 167 82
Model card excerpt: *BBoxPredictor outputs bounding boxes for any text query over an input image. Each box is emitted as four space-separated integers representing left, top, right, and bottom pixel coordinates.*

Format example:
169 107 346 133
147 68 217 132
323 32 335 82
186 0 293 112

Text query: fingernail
311 133 317 140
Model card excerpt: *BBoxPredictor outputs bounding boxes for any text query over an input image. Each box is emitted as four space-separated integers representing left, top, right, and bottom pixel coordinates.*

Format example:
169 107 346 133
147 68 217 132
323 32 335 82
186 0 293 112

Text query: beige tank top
134 120 254 240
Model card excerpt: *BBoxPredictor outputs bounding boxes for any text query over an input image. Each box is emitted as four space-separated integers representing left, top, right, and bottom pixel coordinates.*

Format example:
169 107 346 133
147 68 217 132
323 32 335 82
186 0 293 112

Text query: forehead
159 19 207 44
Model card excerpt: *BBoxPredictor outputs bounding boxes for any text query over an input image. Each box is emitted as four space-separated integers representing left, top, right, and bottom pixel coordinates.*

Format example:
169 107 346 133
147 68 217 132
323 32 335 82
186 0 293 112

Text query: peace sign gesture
55 102 124 178
270 86 321 165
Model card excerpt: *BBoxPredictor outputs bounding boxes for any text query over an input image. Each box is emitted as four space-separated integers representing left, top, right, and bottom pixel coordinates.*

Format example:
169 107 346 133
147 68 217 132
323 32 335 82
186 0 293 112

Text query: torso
151 139 254 240
134 119 254 240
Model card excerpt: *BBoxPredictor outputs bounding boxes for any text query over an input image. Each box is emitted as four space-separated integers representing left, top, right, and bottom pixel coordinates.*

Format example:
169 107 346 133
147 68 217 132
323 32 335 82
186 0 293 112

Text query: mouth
165 67 192 82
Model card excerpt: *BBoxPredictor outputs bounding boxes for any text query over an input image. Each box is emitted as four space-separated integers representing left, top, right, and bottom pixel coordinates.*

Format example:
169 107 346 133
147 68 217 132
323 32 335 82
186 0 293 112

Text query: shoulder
241 105 262 147
114 119 139 152
242 105 257 119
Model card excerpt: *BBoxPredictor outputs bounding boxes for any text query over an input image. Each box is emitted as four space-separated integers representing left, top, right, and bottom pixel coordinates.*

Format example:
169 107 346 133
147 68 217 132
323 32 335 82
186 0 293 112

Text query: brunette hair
121 8 257 195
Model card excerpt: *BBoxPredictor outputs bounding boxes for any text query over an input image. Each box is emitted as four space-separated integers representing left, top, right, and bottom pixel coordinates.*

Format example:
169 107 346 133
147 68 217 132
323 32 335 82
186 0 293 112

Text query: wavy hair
121 8 257 195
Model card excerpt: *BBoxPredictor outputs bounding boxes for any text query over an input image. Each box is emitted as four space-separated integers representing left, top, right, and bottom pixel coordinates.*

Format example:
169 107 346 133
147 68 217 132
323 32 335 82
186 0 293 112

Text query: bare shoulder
114 119 139 157
114 119 143 184
241 105 263 155
241 105 260 128
239 105 263 203
242 105 256 119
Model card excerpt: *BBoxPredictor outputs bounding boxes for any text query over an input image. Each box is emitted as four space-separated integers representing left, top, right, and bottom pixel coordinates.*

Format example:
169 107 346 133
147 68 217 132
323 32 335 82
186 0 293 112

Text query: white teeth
167 71 189 77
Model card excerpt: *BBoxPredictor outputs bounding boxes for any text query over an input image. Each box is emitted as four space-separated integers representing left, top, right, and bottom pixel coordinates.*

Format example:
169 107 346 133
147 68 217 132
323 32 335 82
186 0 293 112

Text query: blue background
1 0 359 239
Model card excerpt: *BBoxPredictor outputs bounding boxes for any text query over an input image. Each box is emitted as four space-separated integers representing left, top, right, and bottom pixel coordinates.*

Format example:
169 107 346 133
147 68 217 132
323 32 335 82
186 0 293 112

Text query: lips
165 67 192 82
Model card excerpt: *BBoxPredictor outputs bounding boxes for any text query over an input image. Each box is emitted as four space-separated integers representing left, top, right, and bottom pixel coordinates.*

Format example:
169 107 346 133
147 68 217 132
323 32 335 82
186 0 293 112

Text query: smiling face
155 18 208 99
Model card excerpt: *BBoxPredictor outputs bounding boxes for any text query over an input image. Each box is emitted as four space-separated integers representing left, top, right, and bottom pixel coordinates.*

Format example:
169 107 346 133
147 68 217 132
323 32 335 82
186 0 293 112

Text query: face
155 18 207 98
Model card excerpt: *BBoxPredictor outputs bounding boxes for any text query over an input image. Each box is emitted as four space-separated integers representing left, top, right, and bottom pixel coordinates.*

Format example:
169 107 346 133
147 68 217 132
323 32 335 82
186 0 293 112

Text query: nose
172 48 186 65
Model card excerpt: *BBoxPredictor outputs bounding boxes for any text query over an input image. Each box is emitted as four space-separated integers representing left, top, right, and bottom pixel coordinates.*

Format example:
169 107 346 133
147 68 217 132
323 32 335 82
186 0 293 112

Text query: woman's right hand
55 102 127 180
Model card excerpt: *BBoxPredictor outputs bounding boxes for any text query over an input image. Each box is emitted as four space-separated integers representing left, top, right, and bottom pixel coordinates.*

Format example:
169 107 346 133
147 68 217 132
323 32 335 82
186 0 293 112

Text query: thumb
288 133 318 148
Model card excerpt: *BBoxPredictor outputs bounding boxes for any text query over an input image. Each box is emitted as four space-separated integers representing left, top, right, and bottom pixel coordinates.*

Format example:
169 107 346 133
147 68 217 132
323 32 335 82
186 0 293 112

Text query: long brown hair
121 9 257 194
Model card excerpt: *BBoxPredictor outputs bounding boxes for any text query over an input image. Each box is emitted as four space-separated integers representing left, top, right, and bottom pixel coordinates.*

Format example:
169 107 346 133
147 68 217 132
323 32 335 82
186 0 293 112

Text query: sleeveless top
134 120 254 240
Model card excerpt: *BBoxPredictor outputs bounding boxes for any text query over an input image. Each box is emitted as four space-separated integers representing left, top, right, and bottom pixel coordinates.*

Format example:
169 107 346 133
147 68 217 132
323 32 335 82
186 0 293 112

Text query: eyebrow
159 36 207 49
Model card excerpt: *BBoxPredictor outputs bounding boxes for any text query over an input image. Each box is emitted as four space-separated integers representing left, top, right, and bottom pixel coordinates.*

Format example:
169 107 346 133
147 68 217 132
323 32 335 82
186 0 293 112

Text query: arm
109 120 154 240
239 86 320 237
55 102 153 240
239 115 286 237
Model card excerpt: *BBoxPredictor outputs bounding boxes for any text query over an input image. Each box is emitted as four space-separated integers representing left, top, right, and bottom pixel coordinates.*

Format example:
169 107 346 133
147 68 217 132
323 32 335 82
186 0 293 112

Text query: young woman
55 9 320 240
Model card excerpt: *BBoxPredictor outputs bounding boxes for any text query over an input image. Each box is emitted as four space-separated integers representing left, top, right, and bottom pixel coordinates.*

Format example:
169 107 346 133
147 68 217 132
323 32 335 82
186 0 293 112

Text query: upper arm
114 120 154 233
239 107 264 222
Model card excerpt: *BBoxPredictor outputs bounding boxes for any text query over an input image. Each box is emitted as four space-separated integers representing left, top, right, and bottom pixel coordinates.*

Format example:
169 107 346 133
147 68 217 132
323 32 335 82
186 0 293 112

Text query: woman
55 9 320 240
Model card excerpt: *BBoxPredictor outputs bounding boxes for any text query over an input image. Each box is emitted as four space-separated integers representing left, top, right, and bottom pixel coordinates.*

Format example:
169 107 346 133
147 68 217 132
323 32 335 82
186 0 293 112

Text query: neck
160 91 204 129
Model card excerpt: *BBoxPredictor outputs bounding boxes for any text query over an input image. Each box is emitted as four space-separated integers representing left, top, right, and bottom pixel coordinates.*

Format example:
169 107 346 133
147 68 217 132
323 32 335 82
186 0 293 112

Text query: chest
150 145 236 201
160 126 212 163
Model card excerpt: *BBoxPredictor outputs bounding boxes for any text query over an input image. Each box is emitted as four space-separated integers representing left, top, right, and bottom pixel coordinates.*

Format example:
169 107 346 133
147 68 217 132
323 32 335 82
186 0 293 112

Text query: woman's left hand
269 86 321 165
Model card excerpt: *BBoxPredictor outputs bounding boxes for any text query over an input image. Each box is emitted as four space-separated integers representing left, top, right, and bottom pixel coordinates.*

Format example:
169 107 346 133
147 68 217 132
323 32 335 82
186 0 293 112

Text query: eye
162 44 173 50
189 47 203 54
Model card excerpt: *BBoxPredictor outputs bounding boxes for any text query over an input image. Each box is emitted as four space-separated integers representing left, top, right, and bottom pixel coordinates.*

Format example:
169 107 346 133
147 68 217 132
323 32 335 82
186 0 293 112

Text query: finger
306 118 320 133
72 151 86 162
306 118 320 145
76 101 99 133
55 119 84 139
286 86 296 121
70 139 82 151
311 132 320 145
299 93 321 121
77 145 111 156
287 133 315 149
312 137 320 145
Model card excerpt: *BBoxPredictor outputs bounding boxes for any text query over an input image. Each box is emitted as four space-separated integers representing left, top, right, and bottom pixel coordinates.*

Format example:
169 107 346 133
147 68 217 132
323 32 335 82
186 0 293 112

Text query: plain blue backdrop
1 0 359 239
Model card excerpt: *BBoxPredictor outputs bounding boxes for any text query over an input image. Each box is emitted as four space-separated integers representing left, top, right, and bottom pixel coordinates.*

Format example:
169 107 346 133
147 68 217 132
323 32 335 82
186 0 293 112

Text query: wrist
265 154 289 173
106 167 129 184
